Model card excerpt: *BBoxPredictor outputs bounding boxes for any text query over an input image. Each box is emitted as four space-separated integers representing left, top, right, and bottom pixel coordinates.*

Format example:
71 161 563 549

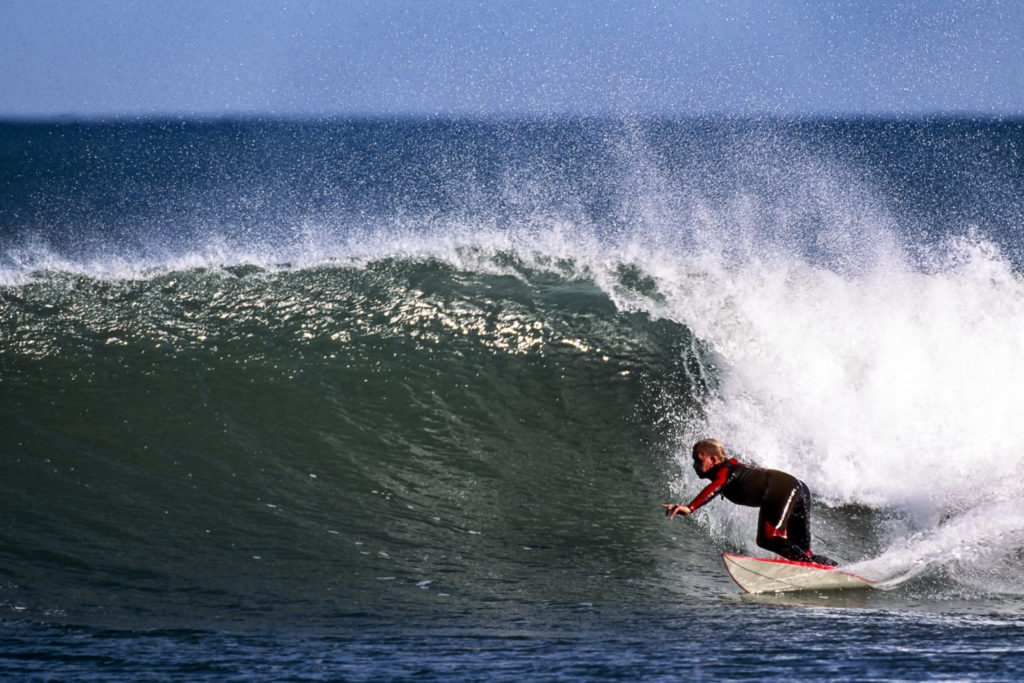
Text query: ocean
1 117 1023 680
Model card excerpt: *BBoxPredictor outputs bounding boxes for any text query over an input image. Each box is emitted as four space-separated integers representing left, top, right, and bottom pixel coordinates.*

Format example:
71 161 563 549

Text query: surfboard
722 553 875 594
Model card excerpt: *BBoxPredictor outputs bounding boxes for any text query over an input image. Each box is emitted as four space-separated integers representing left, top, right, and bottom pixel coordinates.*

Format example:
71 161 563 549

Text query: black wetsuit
687 458 835 565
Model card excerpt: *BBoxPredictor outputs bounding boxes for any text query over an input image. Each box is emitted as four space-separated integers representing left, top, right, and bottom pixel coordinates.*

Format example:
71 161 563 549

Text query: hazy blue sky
2 0 1022 119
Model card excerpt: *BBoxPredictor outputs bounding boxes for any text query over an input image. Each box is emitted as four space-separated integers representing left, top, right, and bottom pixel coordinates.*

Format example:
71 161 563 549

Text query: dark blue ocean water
2 117 1023 679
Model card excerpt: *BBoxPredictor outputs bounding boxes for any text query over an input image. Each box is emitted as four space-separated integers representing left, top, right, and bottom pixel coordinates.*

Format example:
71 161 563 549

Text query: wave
3 118 1024 626
3 237 1024 624
0 253 711 625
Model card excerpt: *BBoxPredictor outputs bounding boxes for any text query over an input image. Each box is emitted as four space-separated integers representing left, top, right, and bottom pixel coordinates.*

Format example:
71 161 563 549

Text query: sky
1 0 1022 119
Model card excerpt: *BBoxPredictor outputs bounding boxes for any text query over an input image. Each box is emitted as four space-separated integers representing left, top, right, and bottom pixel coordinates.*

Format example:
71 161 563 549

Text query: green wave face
0 258 711 627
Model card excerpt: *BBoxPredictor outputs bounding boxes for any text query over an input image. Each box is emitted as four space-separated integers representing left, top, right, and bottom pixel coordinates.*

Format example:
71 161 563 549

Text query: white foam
651 234 1024 592
850 499 1024 594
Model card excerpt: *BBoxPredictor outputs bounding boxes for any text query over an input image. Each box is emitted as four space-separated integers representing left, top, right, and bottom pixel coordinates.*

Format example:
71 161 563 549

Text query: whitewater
1 117 1023 679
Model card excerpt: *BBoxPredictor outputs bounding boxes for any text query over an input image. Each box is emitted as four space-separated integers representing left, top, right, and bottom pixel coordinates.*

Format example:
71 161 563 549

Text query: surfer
663 439 837 566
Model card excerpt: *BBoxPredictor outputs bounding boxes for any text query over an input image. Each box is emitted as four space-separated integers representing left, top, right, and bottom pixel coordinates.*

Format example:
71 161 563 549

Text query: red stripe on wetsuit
686 458 738 511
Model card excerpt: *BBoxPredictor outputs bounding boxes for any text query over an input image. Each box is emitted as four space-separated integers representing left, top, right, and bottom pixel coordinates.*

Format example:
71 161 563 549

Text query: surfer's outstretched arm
662 504 691 519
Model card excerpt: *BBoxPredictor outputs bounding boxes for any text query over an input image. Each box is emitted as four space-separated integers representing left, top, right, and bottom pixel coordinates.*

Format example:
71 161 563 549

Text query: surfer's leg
792 481 838 567
788 482 812 551
755 480 811 562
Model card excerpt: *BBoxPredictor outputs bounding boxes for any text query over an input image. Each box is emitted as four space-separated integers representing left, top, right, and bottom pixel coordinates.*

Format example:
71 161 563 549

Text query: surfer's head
692 439 727 477
692 439 726 461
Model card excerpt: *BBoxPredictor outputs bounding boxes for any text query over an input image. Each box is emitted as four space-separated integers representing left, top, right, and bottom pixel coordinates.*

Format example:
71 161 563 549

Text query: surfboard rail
722 552 876 594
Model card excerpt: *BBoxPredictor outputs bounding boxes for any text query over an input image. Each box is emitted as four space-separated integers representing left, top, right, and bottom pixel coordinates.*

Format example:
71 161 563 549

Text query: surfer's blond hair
692 439 728 463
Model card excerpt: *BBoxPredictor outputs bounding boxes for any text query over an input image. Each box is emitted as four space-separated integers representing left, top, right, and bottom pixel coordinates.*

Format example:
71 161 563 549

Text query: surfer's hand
662 504 691 519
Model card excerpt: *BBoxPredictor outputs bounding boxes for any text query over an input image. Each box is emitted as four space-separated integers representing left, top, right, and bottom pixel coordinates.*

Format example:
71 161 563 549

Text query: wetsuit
687 458 835 565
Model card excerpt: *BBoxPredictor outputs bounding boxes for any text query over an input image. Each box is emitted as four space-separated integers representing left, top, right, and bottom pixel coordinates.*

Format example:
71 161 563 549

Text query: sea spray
4 118 1024 634
656 235 1024 592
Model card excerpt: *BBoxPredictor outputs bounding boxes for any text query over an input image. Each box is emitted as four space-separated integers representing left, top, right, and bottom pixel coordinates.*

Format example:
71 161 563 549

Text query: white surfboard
722 553 875 594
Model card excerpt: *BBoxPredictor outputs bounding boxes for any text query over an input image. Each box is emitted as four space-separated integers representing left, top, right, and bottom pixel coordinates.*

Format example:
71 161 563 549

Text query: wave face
2 118 1024 627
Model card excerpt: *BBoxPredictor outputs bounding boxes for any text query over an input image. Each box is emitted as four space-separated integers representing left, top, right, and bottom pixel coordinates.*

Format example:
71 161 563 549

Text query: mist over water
2 117 1024 638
